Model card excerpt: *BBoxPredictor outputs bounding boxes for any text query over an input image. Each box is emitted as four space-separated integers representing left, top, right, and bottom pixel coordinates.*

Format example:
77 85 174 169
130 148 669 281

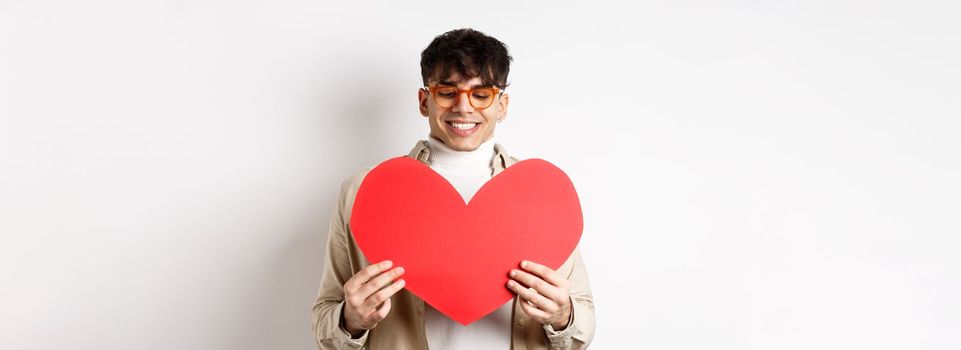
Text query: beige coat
312 141 595 349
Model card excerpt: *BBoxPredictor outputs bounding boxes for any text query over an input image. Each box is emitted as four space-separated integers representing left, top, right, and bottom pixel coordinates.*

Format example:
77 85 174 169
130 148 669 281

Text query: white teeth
451 122 477 130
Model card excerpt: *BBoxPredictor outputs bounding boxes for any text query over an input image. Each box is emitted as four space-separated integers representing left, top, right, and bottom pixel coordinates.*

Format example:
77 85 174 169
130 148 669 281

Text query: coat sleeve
543 247 596 350
311 177 369 349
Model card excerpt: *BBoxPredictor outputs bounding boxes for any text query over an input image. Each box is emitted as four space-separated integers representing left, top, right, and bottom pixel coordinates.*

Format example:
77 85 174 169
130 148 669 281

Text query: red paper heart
350 157 583 325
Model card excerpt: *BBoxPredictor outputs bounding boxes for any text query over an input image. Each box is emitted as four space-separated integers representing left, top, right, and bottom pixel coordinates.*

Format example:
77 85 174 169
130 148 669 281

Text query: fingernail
521 261 529 268
397 279 406 286
396 267 405 274
382 260 392 267
510 270 517 277
507 280 515 287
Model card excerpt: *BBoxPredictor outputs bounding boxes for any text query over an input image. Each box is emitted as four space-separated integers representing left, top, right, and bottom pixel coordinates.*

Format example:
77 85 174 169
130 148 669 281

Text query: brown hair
420 28 512 89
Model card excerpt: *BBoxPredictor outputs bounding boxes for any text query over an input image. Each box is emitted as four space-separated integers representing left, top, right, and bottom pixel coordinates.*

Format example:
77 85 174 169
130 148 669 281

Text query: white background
2 1 959 349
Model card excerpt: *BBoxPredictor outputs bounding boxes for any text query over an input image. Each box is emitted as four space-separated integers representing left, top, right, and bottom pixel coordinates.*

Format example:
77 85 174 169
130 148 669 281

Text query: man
312 28 595 349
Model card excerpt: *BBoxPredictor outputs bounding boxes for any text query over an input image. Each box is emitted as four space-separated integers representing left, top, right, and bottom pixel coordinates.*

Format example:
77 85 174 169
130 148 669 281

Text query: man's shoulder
338 167 373 197
329 165 374 222
335 154 421 203
338 155 424 190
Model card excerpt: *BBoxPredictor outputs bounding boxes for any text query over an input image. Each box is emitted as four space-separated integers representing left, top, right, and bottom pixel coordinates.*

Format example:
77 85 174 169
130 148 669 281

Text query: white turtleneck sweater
424 136 513 350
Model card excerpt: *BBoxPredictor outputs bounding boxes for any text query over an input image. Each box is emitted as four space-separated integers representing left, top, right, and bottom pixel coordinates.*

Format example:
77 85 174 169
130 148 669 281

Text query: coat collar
407 139 515 176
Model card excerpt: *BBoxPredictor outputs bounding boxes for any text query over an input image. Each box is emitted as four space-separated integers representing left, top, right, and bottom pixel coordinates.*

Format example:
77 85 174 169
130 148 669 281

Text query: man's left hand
506 260 572 330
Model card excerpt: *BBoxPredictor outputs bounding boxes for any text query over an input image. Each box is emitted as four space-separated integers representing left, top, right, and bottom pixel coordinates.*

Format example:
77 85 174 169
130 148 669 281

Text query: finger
364 278 406 310
372 297 391 322
346 260 393 292
519 294 551 321
360 297 391 329
520 260 567 287
358 266 405 299
510 269 565 304
507 279 555 312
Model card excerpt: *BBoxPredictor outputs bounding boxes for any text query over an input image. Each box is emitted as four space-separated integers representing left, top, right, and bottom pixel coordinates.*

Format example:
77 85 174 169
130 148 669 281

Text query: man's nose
450 91 475 113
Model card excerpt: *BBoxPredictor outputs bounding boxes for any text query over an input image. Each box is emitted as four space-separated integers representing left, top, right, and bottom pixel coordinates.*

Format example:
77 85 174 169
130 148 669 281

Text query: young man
312 28 595 349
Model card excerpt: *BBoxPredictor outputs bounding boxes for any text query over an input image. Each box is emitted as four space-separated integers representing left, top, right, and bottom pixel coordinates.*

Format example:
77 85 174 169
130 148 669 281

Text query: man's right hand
341 260 406 337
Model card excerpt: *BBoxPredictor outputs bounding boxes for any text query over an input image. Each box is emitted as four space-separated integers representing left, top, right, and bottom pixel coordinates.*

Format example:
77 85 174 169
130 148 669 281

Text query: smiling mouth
447 121 479 130
445 121 480 137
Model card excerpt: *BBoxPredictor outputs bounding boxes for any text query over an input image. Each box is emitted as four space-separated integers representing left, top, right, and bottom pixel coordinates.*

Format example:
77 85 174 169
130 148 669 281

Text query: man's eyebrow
438 80 493 89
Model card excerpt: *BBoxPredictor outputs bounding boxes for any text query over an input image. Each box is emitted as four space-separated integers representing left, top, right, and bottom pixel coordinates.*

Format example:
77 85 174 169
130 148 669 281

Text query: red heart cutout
350 157 583 325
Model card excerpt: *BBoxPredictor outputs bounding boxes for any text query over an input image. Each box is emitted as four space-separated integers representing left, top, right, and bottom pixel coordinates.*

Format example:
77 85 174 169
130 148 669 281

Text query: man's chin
445 139 481 152
431 133 485 152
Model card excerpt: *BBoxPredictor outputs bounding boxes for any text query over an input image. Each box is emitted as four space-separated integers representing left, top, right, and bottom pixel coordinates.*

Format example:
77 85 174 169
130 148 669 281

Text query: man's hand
506 260 573 330
341 260 406 337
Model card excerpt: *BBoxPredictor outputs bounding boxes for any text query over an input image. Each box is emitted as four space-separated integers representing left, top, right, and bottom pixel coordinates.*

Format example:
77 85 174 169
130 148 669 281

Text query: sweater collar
425 136 496 172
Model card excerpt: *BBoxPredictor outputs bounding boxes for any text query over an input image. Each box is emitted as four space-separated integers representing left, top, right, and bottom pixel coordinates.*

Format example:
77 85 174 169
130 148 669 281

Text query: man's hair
420 28 512 89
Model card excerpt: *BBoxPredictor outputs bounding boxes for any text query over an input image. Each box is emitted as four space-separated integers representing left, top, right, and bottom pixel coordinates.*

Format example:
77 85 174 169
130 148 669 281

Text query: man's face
418 73 509 152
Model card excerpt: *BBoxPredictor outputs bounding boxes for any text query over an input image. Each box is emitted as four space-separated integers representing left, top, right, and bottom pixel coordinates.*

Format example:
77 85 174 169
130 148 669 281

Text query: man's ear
497 93 510 121
418 88 430 117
